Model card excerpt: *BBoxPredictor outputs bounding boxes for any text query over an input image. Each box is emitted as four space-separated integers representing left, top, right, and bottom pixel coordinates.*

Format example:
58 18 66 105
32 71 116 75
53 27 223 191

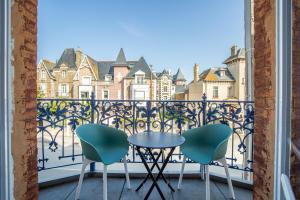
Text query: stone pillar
11 0 38 199
253 0 276 199
291 0 300 198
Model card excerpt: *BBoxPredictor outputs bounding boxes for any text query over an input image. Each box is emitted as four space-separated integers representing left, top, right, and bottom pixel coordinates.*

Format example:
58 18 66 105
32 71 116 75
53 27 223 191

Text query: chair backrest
75 124 128 161
182 124 233 160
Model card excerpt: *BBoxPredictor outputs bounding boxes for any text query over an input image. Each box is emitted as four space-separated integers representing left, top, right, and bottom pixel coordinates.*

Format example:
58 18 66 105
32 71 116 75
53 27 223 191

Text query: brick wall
11 0 38 199
291 0 300 198
253 0 276 199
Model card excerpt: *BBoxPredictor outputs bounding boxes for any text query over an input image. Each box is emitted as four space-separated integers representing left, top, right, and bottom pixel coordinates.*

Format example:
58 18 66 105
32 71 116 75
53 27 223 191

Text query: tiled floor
39 177 252 200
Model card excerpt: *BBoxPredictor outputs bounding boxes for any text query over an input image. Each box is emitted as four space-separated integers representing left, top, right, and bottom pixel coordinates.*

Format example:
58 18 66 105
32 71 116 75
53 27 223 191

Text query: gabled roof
40 59 56 79
55 48 77 69
114 48 127 65
223 48 245 64
125 57 156 79
199 67 235 82
157 69 171 78
173 68 186 81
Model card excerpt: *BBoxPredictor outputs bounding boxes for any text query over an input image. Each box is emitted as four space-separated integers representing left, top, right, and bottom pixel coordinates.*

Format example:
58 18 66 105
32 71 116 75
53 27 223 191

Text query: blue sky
38 0 244 81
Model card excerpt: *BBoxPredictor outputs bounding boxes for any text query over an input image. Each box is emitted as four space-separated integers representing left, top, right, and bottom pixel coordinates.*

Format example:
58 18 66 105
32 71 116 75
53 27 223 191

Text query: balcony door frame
0 0 13 199
274 0 293 199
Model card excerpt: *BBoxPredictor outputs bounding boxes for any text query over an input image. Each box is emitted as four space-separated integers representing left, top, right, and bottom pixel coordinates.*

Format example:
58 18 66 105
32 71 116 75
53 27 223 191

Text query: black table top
127 132 185 148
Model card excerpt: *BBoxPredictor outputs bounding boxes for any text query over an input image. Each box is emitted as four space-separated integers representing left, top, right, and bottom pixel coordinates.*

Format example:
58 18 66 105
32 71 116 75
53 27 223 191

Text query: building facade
187 45 246 101
37 48 186 100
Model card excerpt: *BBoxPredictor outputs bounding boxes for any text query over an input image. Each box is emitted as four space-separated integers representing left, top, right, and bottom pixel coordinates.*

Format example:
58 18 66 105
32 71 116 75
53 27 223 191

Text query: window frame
213 86 219 98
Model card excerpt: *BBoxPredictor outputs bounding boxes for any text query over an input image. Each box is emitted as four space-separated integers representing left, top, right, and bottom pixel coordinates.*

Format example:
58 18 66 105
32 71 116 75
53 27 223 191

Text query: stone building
187 45 246 101
37 48 187 100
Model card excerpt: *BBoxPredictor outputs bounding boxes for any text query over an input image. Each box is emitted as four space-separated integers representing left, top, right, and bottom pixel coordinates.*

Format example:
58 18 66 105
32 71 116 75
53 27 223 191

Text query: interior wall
11 0 38 199
253 0 276 199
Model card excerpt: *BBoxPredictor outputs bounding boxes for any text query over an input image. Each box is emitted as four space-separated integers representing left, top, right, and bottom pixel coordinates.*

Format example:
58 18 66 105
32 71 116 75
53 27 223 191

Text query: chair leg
220 157 235 199
75 158 91 200
103 165 107 200
123 156 131 189
177 155 186 189
205 165 210 200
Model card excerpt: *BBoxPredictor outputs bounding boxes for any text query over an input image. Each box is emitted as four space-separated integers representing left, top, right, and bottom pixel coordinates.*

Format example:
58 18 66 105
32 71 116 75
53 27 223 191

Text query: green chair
177 124 235 200
75 124 131 200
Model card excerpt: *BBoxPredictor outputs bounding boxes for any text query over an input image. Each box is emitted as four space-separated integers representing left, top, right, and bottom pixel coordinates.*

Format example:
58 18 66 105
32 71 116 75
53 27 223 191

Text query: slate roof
173 68 186 81
156 69 171 78
199 67 235 82
114 48 127 65
223 48 245 64
55 48 77 69
125 57 156 79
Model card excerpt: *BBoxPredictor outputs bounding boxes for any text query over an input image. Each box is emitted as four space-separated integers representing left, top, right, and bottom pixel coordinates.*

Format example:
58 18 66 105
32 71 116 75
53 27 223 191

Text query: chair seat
181 145 215 164
96 146 128 165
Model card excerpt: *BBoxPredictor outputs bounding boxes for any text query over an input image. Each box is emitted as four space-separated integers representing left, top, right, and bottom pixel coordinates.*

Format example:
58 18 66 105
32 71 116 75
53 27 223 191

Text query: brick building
37 48 186 100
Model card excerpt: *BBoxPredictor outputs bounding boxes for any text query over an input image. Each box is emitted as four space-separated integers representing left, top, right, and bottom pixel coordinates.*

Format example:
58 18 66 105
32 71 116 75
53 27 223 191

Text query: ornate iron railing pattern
37 93 254 172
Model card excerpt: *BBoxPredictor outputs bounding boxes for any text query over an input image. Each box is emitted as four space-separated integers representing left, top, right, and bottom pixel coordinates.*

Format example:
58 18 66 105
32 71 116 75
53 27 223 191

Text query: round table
128 132 185 200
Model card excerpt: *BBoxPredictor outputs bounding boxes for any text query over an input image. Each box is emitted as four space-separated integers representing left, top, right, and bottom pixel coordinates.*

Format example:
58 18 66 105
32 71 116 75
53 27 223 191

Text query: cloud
118 22 144 38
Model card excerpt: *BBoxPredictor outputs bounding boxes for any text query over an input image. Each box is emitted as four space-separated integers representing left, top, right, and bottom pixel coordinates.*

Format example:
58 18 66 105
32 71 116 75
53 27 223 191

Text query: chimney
231 45 237 56
194 63 199 82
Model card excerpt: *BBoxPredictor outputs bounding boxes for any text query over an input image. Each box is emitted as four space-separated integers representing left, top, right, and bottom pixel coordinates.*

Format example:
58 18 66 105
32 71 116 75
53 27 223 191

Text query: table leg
136 147 165 200
147 149 175 192
144 147 176 199
136 149 163 192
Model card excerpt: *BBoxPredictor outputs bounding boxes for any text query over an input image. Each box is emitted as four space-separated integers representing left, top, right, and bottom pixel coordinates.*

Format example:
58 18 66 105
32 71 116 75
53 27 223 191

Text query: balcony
37 93 254 198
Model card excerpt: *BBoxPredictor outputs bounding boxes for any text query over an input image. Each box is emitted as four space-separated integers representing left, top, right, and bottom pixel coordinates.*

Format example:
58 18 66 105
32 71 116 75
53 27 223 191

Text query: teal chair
75 124 131 200
177 124 235 200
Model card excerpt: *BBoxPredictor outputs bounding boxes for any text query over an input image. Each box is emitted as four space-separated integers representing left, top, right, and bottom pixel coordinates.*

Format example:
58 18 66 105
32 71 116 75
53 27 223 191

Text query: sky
38 0 245 82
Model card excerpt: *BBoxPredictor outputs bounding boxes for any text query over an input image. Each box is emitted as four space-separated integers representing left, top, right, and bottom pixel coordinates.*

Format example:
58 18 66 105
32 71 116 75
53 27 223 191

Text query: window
41 70 46 80
163 95 168 100
163 86 168 92
213 86 218 98
82 77 91 85
105 75 112 81
103 90 109 100
61 84 68 96
134 91 145 100
62 70 66 79
40 84 46 93
227 86 232 98
81 92 89 99
136 75 144 84
220 70 225 77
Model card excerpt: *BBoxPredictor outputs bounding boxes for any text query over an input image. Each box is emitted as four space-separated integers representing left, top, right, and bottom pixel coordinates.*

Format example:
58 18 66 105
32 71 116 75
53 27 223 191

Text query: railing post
146 100 151 132
90 92 96 172
202 93 207 126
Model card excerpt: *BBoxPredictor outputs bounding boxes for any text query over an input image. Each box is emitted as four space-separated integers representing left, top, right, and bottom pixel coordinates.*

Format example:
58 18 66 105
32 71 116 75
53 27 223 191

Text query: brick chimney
194 63 199 82
231 45 238 56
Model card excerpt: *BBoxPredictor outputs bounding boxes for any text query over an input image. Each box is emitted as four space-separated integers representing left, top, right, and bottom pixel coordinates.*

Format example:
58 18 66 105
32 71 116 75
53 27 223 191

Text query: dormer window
136 75 145 84
62 70 66 79
220 70 225 77
105 75 112 82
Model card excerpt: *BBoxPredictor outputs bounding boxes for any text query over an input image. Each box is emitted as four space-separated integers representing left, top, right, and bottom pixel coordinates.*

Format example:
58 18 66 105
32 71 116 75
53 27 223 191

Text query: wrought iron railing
37 93 254 174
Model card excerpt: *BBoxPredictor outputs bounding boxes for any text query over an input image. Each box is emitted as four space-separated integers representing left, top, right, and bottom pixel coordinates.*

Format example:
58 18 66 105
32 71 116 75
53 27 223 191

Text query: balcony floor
39 177 252 200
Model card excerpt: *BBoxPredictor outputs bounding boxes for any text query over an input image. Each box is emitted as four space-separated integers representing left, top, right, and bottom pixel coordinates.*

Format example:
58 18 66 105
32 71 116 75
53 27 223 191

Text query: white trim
102 89 109 100
0 0 13 199
274 0 292 199
73 55 97 81
281 174 296 200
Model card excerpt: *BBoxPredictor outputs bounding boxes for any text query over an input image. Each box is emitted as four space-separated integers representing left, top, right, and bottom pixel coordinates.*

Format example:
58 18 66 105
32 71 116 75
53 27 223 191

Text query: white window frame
41 70 46 80
135 75 145 84
213 86 218 98
102 90 109 100
62 70 66 79
163 85 168 92
1 0 13 199
105 74 112 82
81 76 92 85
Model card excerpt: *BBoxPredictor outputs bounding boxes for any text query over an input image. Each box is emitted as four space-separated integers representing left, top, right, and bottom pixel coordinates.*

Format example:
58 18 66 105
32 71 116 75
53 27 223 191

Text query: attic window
41 70 46 80
105 75 112 81
220 70 225 77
